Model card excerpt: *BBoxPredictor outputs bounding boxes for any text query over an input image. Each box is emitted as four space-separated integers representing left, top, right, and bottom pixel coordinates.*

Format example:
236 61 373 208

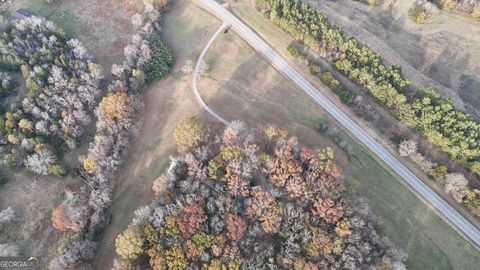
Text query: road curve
198 0 480 246
192 23 229 125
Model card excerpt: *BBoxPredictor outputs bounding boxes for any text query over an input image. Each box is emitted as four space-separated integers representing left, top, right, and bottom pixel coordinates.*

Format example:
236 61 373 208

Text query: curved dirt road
192 23 229 125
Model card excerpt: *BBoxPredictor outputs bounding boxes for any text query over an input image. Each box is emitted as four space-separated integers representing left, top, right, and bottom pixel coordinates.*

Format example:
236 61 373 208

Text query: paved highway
198 0 480 246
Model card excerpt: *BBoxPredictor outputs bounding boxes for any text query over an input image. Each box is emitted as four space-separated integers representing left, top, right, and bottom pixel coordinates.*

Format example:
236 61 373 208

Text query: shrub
430 165 448 180
143 35 174 83
287 44 301 59
409 3 427 23
319 72 354 104
48 164 67 177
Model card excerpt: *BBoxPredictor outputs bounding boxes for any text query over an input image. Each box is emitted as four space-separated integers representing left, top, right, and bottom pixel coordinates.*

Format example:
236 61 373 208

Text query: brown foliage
99 91 134 124
186 240 203 260
222 163 250 196
211 235 226 258
51 204 76 232
152 174 170 196
222 126 239 145
313 199 344 224
185 153 207 180
299 147 315 162
245 189 282 233
226 214 247 241
177 203 207 237
266 137 302 187
285 176 309 199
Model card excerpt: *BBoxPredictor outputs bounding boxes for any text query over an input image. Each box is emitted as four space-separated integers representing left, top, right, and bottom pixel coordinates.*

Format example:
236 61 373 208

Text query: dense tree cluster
254 0 480 176
0 17 104 175
48 1 173 268
112 122 405 269
429 0 480 18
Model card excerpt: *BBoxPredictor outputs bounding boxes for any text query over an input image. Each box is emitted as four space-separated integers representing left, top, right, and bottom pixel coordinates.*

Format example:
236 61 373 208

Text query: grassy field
199 22 480 269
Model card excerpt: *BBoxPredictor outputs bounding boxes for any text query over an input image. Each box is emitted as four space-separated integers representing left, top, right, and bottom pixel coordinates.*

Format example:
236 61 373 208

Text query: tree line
254 0 480 176
48 0 174 268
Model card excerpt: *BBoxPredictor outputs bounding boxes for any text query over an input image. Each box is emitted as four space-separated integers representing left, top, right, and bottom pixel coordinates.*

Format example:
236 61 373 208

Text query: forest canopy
0 16 103 175
112 122 406 269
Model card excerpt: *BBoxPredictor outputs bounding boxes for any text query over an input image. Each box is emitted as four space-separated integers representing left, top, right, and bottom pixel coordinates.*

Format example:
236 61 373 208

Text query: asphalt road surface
198 0 480 246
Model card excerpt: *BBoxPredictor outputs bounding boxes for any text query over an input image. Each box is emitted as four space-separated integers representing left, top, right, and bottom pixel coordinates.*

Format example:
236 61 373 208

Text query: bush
143 35 174 83
308 64 321 75
48 164 68 177
430 165 448 180
287 44 301 59
319 72 355 104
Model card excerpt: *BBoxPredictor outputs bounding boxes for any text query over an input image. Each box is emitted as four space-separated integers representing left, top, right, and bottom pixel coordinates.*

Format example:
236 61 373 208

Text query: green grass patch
23 0 82 36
